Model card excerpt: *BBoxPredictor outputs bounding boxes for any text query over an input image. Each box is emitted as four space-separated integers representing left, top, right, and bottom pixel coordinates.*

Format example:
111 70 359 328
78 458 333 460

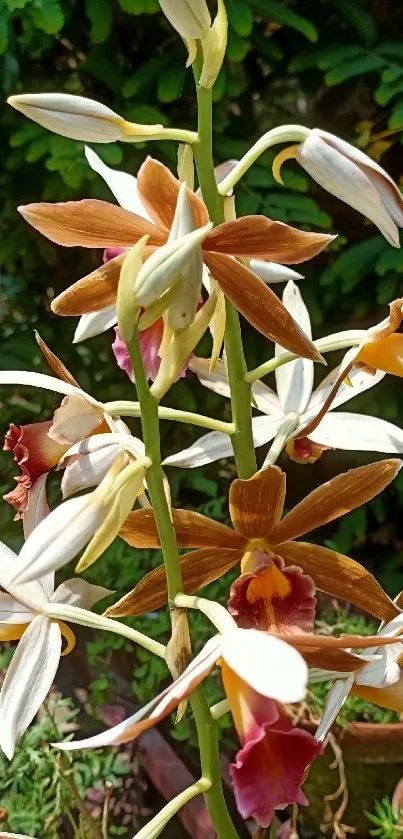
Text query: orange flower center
358 333 403 377
246 565 292 627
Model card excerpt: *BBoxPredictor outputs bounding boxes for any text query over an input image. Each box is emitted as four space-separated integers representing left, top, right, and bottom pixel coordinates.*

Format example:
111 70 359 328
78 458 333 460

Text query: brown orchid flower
19 157 334 360
108 459 402 623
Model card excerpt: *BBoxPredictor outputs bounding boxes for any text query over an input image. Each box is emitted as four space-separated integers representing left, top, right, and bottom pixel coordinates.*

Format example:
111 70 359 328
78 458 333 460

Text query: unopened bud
199 0 228 90
8 93 164 143
117 236 149 345
165 607 192 722
159 0 211 40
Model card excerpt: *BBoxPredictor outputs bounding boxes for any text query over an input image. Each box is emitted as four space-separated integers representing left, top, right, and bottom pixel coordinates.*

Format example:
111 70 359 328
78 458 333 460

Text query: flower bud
159 0 211 40
199 0 228 90
8 93 163 143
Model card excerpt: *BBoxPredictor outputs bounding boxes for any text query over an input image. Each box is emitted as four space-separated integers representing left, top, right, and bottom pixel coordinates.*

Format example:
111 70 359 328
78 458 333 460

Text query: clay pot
302 722 403 837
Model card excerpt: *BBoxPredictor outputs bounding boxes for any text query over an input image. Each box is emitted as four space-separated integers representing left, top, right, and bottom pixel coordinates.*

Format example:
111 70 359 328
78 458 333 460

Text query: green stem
104 400 235 435
127 327 240 839
193 57 257 480
246 330 365 384
133 778 211 839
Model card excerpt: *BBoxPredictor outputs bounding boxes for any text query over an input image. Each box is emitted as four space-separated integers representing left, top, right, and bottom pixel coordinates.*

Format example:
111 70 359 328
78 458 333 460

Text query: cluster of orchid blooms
2 2 403 837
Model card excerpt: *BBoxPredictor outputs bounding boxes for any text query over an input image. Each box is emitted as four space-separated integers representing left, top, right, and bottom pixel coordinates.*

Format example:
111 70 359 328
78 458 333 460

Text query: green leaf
251 32 283 62
388 99 403 130
123 54 170 97
0 3 8 55
30 0 65 33
375 72 403 106
251 0 318 42
376 274 398 305
79 48 126 94
325 54 385 86
226 29 249 62
212 65 227 102
321 237 386 289
157 64 186 102
117 0 158 13
330 0 377 46
226 0 254 37
377 42 403 60
85 0 112 42
375 248 403 276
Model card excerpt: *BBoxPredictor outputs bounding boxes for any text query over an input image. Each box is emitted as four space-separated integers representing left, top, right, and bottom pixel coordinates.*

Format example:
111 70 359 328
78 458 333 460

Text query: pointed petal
19 200 165 248
85 147 151 218
120 507 242 549
163 430 234 468
61 444 127 498
137 157 209 230
250 260 304 284
310 412 403 453
270 459 402 545
52 577 112 609
23 475 50 540
0 594 33 625
0 616 61 759
306 362 385 416
35 332 79 386
251 385 282 417
13 494 104 583
49 393 104 445
229 465 286 539
275 281 313 414
204 253 323 362
206 216 335 262
105 547 243 617
315 676 354 743
0 542 48 612
55 636 221 749
73 305 117 342
277 541 399 622
221 629 307 702
52 254 125 316
0 370 80 396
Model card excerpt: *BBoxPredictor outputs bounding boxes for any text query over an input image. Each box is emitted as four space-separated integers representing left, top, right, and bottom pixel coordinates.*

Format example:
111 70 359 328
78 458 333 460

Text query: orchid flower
109 460 401 623
0 482 111 759
315 611 403 744
17 150 334 361
164 281 403 469
274 129 403 247
1 337 146 517
299 297 403 445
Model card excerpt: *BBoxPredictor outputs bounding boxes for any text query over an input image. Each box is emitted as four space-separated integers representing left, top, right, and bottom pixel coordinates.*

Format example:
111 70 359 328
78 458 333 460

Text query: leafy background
1 0 403 832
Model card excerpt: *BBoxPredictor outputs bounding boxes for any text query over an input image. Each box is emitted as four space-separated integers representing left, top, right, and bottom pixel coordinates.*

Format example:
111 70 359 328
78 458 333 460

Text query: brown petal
19 199 166 248
105 547 243 617
269 459 402 545
51 253 125 316
137 157 209 231
293 647 366 672
280 632 403 650
120 507 243 549
229 465 286 539
205 253 324 362
206 216 335 262
35 332 79 386
276 541 399 622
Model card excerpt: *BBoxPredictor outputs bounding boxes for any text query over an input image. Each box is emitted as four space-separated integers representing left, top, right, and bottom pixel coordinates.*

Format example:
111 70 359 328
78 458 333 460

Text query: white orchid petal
52 578 112 609
0 370 80 396
163 430 234 468
85 147 151 218
309 412 403 453
54 636 220 750
0 594 34 626
0 616 61 759
73 305 117 343
23 474 50 541
250 261 304 285
251 414 282 448
13 494 104 584
61 445 127 498
0 541 49 611
220 629 308 703
275 281 313 414
315 676 354 743
251 381 282 416
189 357 231 398
306 360 385 416
298 133 400 247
